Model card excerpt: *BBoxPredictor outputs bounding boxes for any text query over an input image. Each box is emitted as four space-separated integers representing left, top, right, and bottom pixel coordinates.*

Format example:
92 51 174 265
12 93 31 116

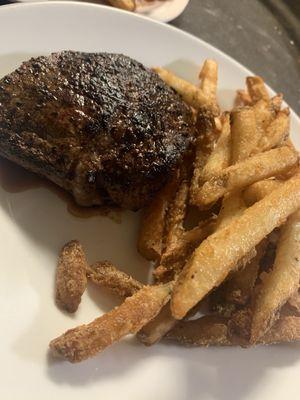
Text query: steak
0 51 194 209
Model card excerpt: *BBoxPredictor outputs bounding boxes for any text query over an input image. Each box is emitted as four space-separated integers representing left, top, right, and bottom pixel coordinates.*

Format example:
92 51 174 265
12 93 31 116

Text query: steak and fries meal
0 51 299 363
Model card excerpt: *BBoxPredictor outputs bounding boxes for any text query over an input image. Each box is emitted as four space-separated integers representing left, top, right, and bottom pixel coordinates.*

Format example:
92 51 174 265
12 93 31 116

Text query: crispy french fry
246 76 270 103
252 99 274 133
50 282 173 362
153 67 218 113
164 177 189 251
171 172 300 319
107 0 136 11
195 146 298 207
220 240 268 306
199 59 218 104
235 90 252 107
251 210 300 343
166 315 231 346
87 261 143 298
137 303 177 345
243 179 283 206
155 221 214 283
257 111 289 152
162 220 214 265
138 172 178 260
231 107 260 163
55 240 88 313
166 314 300 347
190 109 220 203
214 191 257 268
270 94 283 113
286 291 300 316
200 113 231 181
260 316 300 344
214 191 246 231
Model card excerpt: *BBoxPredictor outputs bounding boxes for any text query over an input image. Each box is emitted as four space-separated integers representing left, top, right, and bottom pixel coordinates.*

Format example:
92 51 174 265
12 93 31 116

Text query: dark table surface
172 0 300 114
1 0 299 113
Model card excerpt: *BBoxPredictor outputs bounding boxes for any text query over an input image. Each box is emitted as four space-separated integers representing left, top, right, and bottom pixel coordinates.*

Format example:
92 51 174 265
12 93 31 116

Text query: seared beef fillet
0 52 194 209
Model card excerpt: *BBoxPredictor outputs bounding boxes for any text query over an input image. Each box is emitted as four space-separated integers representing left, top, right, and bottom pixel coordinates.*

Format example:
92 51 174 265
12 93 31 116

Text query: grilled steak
0 51 194 209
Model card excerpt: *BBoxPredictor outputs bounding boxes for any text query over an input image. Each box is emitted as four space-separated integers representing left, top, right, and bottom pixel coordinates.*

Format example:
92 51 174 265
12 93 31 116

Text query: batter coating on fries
55 240 88 313
50 283 173 362
87 261 143 298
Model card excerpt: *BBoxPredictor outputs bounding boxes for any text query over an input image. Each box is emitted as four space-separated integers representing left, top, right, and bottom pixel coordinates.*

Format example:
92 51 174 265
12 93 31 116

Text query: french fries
211 240 267 314
153 67 218 113
161 220 214 266
201 113 231 180
138 173 178 260
250 210 300 343
166 315 300 347
107 0 136 11
166 315 231 346
243 179 283 206
286 291 300 316
194 146 298 207
50 282 173 362
199 59 218 105
214 191 246 231
246 76 270 103
257 111 289 152
137 303 177 345
55 240 88 313
231 107 259 163
171 173 300 319
50 64 300 362
163 176 189 251
87 261 143 298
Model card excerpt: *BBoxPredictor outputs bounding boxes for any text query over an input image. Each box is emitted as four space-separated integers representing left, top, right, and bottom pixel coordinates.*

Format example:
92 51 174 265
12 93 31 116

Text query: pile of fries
50 60 300 363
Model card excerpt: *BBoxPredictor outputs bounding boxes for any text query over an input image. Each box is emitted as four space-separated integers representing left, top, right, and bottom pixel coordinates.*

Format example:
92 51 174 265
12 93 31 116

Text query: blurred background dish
0 0 190 22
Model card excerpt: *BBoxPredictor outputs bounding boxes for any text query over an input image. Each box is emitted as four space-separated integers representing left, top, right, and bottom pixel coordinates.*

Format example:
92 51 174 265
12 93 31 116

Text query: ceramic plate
0 2 299 400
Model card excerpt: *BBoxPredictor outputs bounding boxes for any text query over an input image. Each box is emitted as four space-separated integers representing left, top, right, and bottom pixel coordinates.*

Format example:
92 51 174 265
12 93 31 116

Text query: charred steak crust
0 52 194 209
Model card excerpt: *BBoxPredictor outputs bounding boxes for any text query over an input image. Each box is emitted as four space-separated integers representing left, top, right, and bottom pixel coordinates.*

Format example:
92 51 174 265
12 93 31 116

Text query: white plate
0 2 299 400
18 0 191 22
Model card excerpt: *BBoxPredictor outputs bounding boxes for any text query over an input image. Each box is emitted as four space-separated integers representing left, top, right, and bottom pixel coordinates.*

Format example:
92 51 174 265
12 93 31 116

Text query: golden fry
235 90 252 107
252 99 274 134
199 59 218 104
260 316 300 344
195 146 298 207
171 173 300 319
286 291 300 316
231 107 259 163
251 210 300 343
221 240 268 306
270 94 283 113
162 220 214 265
137 303 177 345
87 261 143 298
164 177 189 251
55 240 88 313
246 76 270 103
166 315 231 346
138 173 178 260
200 113 231 181
243 179 283 206
50 283 172 363
214 191 246 231
166 315 300 347
153 67 218 113
257 111 289 152
107 0 136 11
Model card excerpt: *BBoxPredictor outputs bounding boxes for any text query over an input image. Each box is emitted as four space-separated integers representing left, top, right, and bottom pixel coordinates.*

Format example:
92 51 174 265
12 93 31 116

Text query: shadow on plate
46 337 300 400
